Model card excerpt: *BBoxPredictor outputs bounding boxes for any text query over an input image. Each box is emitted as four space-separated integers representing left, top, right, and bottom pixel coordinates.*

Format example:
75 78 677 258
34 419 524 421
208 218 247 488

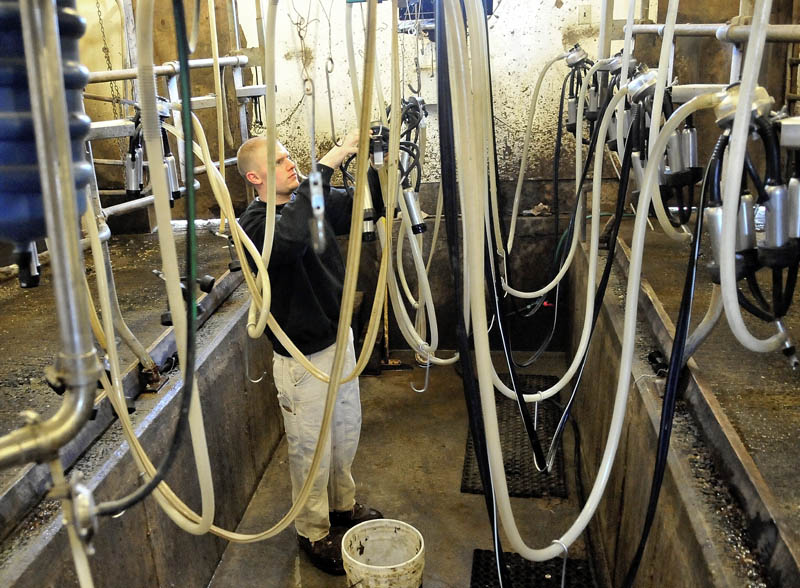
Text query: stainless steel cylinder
165 154 180 200
705 205 725 266
737 193 757 251
588 86 599 115
788 177 800 240
631 152 645 190
666 131 684 173
681 127 698 168
362 218 376 242
402 188 426 234
124 148 143 193
567 97 577 126
764 184 789 249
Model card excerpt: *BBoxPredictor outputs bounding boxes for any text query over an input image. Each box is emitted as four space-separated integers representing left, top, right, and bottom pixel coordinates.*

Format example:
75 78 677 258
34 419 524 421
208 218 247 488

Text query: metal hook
411 346 431 393
408 57 422 95
551 540 569 588
244 332 267 383
325 58 342 147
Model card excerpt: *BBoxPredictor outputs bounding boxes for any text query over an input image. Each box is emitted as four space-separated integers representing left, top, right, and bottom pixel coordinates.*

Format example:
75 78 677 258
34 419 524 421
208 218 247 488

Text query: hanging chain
249 68 265 135
95 0 125 159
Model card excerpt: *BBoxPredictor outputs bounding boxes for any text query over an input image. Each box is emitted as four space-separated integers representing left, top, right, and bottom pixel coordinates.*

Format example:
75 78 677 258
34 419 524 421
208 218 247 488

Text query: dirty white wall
77 0 130 128
235 0 648 182
75 1 653 202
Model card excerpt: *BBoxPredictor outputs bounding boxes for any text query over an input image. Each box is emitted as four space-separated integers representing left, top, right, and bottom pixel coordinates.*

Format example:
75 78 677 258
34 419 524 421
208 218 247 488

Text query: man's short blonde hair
237 137 289 186
236 136 267 185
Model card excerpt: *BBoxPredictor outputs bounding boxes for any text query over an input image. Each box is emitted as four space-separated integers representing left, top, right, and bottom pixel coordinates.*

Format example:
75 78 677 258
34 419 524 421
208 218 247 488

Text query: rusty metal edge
0 270 244 543
613 237 800 587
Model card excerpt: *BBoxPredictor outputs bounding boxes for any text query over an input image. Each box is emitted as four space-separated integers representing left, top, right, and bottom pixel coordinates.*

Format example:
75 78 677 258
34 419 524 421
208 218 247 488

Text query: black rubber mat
461 374 567 498
470 550 597 588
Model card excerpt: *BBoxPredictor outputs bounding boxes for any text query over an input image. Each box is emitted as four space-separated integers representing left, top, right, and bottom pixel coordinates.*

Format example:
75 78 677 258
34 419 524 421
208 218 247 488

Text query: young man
236 132 382 575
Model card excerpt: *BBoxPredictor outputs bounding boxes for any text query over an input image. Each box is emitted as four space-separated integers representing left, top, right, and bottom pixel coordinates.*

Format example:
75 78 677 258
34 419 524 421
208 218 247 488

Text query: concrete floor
0 230 231 498
208 352 594 588
618 220 800 551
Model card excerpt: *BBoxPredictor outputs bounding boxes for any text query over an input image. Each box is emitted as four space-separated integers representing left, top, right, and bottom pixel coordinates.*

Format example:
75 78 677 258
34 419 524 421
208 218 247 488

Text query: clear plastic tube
207 0 225 182
646 0 691 242
88 0 382 545
163 113 388 384
718 0 786 353
497 90 628 404
245 0 280 339
395 223 420 308
449 0 719 561
346 2 361 118
501 57 605 300
506 53 567 253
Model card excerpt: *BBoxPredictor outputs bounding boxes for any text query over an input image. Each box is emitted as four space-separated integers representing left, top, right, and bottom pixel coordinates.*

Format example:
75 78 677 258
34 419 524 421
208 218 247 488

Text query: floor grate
470 550 597 588
461 375 567 498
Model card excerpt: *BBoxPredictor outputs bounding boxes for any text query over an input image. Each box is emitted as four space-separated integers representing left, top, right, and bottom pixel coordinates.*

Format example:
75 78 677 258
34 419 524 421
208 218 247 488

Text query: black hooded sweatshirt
238 164 353 357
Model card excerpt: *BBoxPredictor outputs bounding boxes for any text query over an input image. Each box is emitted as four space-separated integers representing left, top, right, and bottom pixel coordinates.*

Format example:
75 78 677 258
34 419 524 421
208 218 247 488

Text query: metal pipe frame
0 0 99 468
87 55 249 84
85 144 159 376
628 23 800 43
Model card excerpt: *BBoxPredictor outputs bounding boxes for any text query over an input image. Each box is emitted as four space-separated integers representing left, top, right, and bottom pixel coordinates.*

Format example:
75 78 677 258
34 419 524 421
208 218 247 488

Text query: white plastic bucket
341 519 425 588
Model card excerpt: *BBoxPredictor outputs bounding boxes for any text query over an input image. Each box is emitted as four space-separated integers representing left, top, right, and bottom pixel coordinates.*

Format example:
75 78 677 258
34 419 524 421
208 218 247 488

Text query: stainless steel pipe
628 23 800 43
87 55 248 83
0 0 98 468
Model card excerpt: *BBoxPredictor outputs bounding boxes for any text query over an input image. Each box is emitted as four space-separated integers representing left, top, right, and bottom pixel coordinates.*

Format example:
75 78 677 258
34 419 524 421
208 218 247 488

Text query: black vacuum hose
755 115 782 186
436 4 511 585
708 132 730 206
622 135 715 588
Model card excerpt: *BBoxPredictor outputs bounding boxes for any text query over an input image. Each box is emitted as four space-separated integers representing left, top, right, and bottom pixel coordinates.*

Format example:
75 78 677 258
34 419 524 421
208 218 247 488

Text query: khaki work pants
272 329 361 542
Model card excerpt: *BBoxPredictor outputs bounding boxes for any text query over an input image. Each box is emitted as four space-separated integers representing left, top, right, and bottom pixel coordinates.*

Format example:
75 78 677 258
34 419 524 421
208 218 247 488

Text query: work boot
297 528 346 576
330 502 384 528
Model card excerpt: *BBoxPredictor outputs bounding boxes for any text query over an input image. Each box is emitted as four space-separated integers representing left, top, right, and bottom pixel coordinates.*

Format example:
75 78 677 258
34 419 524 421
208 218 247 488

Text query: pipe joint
51 349 100 390
629 67 659 103
714 84 773 127
565 44 588 67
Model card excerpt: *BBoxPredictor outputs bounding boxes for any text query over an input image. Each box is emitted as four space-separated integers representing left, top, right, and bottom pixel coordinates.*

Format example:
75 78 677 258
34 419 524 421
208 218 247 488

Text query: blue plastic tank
0 0 92 245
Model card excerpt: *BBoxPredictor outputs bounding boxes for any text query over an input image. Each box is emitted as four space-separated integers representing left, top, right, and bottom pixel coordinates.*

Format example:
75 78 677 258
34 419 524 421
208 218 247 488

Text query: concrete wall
0 289 283 588
567 244 770 587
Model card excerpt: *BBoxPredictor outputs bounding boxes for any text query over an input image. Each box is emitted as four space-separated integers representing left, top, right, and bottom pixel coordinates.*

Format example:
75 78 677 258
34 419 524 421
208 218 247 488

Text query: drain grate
461 375 567 498
470 550 597 588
